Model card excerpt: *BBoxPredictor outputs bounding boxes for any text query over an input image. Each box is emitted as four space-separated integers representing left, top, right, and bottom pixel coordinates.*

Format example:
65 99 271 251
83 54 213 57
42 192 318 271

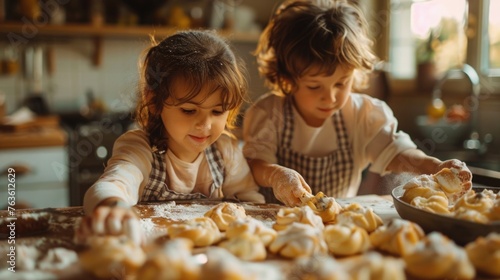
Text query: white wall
0 38 267 115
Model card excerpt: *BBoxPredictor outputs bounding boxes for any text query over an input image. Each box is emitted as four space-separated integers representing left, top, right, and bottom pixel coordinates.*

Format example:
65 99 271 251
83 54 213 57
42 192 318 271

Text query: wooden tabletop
0 196 412 280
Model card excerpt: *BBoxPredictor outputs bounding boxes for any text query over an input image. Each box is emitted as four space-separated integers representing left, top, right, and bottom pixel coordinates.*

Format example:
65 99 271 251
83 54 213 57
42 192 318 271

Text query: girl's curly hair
134 30 248 149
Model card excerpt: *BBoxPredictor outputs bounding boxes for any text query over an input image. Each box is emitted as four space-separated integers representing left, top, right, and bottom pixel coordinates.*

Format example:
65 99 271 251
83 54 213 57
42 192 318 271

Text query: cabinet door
0 147 69 208
0 147 68 184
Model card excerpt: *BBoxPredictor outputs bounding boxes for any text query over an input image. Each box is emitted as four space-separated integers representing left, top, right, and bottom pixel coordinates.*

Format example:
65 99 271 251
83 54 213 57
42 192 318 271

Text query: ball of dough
453 208 490 224
335 203 383 233
167 216 222 247
136 238 200 280
401 174 447 205
324 223 371 256
269 223 327 259
303 192 343 223
404 232 475 280
273 206 324 231
204 202 247 231
369 218 425 256
226 216 277 246
465 232 500 277
489 199 500 221
453 189 495 214
78 236 146 279
200 247 250 280
291 254 351 280
410 195 451 214
434 167 470 199
343 251 406 280
219 232 267 261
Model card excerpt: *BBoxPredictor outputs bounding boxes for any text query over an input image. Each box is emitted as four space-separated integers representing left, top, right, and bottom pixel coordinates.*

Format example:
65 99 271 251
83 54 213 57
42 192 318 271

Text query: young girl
242 0 472 206
77 30 264 243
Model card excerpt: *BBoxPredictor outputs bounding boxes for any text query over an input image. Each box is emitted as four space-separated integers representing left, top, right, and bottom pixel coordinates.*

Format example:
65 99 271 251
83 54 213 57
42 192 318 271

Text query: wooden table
0 196 400 279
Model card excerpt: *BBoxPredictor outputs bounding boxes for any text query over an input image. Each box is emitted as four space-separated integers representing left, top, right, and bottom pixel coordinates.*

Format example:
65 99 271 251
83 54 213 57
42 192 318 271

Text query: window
487 0 500 71
389 0 500 93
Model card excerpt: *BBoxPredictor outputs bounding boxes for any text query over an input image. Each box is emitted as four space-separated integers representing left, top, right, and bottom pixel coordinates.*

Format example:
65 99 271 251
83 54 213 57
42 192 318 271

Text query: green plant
416 18 456 64
416 29 441 64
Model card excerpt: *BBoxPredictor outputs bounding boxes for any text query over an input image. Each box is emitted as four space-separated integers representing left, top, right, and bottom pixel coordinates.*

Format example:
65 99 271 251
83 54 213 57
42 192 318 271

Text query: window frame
385 0 500 95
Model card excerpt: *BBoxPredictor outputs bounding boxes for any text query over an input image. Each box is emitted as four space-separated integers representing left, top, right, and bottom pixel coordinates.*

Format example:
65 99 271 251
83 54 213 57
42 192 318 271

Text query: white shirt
242 93 417 197
84 129 264 213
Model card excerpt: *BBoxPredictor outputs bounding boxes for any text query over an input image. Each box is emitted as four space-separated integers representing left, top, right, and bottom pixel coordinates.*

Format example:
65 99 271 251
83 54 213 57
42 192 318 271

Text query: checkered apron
140 144 225 201
261 96 354 203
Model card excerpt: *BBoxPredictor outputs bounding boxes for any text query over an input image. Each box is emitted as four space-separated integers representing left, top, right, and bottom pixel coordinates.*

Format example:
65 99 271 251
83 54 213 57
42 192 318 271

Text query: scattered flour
38 248 78 270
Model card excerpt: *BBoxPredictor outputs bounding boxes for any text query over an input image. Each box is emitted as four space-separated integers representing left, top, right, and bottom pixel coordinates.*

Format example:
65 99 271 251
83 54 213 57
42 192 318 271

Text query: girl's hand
438 159 473 191
75 199 144 245
268 166 312 207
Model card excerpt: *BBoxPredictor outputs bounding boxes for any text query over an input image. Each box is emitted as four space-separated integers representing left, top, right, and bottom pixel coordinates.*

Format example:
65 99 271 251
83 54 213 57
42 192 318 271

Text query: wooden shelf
0 22 260 66
0 22 260 43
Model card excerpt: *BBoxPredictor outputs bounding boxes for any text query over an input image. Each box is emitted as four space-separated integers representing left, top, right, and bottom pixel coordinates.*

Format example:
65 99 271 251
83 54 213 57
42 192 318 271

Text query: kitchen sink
432 150 500 187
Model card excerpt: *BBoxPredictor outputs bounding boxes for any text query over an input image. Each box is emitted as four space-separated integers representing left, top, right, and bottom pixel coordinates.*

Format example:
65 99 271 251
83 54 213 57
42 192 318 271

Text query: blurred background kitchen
0 0 499 209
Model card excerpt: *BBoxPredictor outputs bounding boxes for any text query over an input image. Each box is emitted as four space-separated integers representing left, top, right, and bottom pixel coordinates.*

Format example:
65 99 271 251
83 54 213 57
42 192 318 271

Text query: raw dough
167 216 222 247
369 218 425 256
269 223 327 259
335 203 383 233
136 238 200 280
324 223 371 256
225 216 277 246
465 232 500 277
404 232 475 279
273 206 324 231
204 202 247 231
78 236 146 279
342 251 406 280
219 232 267 261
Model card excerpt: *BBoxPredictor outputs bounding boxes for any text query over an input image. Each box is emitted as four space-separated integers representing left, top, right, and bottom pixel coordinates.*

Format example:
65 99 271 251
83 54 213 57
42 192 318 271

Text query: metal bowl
391 185 500 246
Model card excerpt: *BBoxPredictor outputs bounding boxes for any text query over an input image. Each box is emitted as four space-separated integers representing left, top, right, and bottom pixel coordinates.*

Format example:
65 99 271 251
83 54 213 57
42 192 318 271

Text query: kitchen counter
0 126 67 149
0 196 492 279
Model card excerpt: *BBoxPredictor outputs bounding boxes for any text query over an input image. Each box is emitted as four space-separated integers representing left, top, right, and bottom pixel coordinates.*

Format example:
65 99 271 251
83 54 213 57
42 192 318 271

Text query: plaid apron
262 96 354 203
140 144 225 201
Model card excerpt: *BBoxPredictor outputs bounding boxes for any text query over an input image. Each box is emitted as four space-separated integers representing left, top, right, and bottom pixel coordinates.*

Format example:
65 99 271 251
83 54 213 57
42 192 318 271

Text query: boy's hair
255 0 377 95
135 30 248 149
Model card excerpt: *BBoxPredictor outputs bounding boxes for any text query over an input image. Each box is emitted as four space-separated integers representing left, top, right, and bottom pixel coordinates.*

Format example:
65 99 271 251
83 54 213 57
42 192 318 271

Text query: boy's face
292 65 354 127
161 79 229 162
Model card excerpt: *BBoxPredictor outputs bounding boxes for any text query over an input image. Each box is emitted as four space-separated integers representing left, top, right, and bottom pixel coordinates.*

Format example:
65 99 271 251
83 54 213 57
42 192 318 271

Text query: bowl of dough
391 168 500 246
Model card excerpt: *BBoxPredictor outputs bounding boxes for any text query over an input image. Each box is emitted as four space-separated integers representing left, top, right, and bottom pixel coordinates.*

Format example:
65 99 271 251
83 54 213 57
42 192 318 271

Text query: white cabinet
0 147 69 209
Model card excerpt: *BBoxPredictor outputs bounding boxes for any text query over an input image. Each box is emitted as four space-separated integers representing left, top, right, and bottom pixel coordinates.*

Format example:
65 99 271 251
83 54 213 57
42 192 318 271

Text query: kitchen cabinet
0 126 69 209
0 146 69 209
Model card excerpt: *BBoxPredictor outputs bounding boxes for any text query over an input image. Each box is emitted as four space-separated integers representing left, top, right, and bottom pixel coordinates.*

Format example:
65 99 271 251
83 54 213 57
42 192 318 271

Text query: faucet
431 64 492 153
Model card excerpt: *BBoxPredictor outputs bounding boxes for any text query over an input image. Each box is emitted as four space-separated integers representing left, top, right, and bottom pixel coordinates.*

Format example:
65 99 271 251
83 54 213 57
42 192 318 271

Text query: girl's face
161 80 229 162
292 65 354 127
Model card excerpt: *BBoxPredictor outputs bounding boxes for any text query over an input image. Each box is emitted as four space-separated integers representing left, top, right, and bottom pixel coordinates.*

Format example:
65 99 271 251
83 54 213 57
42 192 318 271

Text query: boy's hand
438 159 473 191
267 166 312 207
75 199 144 245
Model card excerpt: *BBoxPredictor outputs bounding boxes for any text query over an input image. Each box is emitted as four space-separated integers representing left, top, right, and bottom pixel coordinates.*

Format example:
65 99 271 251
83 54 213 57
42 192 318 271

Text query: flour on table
150 203 214 221
38 247 78 271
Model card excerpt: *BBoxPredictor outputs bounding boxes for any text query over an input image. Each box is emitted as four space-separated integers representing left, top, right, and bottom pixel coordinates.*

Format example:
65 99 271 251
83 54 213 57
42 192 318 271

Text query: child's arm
75 197 144 245
248 159 312 206
77 130 151 244
386 148 472 190
216 135 265 203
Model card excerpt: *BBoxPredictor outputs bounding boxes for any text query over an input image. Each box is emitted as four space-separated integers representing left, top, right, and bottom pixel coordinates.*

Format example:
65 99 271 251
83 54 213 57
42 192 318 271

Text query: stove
61 112 134 206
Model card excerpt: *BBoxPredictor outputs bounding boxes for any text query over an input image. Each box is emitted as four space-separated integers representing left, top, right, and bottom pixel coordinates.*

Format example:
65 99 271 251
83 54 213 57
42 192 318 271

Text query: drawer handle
2 164 32 176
